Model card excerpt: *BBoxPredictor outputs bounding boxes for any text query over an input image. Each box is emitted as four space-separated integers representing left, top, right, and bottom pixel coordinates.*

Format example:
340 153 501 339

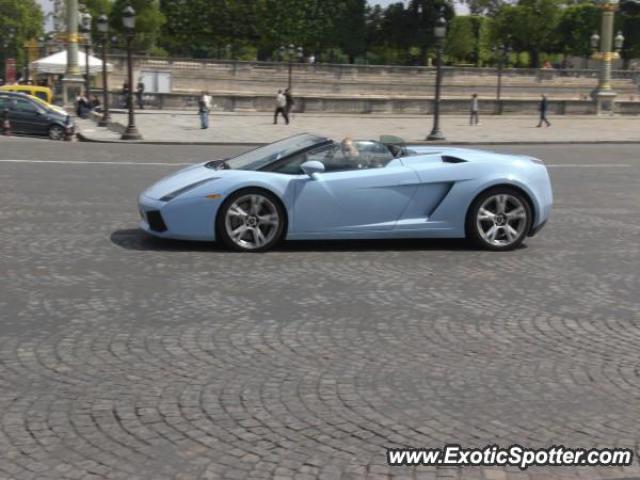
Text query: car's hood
142 162 233 200
142 162 258 200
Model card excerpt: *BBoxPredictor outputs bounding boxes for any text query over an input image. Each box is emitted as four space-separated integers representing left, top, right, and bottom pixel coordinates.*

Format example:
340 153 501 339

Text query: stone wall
94 89 640 115
97 56 640 114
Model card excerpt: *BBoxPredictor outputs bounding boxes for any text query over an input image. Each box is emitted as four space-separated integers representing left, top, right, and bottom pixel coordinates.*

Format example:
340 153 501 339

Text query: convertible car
138 134 552 252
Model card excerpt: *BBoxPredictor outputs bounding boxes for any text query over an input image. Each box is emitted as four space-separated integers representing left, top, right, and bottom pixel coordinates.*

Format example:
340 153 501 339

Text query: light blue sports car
138 133 552 252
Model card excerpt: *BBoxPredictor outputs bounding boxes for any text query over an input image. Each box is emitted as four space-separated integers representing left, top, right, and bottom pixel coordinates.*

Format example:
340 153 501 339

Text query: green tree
160 0 259 58
255 0 344 58
461 0 505 16
556 3 600 59
334 0 367 63
491 0 562 67
0 0 44 78
445 16 476 63
619 1 640 68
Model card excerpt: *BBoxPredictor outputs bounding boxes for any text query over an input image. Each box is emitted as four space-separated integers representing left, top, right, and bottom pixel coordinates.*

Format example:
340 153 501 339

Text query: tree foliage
86 0 640 69
491 0 562 67
445 16 476 62
0 0 44 75
556 4 600 58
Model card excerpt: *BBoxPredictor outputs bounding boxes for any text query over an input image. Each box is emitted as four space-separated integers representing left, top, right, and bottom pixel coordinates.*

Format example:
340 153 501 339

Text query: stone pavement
76 110 640 145
2 140 640 480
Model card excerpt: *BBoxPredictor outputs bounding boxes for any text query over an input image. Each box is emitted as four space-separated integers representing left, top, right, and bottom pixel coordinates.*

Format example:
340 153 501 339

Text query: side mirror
300 160 325 177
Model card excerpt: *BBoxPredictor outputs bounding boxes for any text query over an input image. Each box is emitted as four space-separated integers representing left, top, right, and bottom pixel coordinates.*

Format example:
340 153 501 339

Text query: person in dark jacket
284 88 294 118
537 94 551 127
136 79 145 109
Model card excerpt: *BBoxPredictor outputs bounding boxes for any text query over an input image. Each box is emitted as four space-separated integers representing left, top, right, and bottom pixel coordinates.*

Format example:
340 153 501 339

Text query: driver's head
341 137 359 158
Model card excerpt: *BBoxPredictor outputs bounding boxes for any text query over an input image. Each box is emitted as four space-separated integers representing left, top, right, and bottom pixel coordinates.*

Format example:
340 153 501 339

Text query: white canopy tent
30 50 112 75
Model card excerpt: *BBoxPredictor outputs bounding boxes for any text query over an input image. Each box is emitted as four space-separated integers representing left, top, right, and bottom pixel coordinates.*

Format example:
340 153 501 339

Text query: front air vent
146 210 167 232
442 156 467 164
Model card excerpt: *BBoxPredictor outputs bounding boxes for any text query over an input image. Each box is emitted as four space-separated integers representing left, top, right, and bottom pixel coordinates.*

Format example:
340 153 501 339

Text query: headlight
160 178 219 202
528 156 545 165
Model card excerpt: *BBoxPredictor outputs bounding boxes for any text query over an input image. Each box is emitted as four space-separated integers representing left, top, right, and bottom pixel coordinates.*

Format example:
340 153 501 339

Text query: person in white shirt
273 90 289 125
470 93 479 126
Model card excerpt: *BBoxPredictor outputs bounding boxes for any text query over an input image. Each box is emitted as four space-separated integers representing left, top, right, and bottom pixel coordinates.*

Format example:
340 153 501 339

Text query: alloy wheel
224 193 280 250
475 193 528 247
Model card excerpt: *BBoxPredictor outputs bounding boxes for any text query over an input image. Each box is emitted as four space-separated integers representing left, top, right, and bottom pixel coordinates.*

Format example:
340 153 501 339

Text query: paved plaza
1 140 640 480
77 111 640 145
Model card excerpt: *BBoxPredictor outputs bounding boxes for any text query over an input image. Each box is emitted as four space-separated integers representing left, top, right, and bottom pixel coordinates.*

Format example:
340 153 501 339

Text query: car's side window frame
15 98 39 113
260 140 333 175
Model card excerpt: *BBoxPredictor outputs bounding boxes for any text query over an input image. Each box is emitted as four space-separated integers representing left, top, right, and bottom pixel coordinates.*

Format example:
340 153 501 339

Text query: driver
340 137 362 167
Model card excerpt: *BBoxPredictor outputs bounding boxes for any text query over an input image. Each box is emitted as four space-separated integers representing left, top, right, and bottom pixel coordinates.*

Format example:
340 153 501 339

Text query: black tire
466 186 533 251
216 188 286 252
48 124 64 141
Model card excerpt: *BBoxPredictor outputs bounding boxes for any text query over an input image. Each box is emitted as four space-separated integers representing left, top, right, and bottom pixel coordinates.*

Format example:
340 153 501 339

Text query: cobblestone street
1 141 639 480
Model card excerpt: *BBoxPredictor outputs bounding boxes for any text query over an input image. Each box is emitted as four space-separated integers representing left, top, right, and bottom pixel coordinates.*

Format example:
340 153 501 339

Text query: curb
76 131 266 147
76 132 640 147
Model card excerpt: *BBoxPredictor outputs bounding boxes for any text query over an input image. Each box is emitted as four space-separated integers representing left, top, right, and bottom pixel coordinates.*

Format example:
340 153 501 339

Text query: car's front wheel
217 188 286 252
48 125 64 141
467 187 532 251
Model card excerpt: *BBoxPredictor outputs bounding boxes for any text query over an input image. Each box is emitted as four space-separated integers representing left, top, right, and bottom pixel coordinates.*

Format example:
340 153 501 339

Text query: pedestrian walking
198 91 210 129
469 93 479 126
537 94 551 127
273 89 289 125
136 79 145 110
121 82 130 109
284 88 294 118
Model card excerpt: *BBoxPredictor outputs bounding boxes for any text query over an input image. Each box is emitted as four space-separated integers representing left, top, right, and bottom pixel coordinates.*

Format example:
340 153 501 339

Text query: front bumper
138 193 218 241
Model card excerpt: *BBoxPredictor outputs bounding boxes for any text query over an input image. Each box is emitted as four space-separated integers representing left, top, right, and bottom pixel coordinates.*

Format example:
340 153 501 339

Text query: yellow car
0 84 54 104
29 94 68 116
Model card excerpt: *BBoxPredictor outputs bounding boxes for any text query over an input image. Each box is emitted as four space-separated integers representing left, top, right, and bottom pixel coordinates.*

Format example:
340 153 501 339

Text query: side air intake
442 156 467 164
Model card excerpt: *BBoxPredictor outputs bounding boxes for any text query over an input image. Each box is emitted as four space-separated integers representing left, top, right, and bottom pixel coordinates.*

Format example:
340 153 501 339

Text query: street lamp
121 4 142 140
280 44 303 90
493 44 511 113
79 11 92 96
96 14 111 127
591 0 621 114
427 11 447 141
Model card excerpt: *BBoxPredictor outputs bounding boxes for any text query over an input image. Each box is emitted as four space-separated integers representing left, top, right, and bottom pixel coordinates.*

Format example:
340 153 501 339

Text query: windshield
30 96 51 109
211 133 328 171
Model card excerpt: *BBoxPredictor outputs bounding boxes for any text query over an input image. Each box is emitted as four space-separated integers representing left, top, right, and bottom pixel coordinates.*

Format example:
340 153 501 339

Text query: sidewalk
76 110 640 145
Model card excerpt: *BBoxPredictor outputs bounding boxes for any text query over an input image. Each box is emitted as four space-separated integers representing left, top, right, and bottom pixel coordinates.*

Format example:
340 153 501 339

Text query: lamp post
427 11 447 141
121 4 142 140
96 14 111 127
493 44 511 114
280 44 303 90
591 0 623 114
62 0 84 106
79 12 92 95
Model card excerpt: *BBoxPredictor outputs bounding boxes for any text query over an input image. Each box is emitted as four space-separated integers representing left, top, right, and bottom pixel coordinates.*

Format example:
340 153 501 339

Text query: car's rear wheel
217 188 285 252
48 125 64 141
467 187 532 251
